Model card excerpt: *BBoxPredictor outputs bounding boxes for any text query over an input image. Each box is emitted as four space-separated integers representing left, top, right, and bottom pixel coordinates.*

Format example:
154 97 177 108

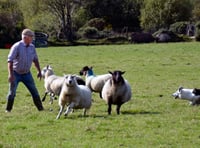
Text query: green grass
1 42 200 147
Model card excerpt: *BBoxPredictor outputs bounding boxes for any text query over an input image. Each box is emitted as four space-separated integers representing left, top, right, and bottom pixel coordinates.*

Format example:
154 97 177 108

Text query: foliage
169 21 188 35
42 0 82 42
84 0 142 31
192 0 200 21
141 0 193 32
79 26 99 39
17 0 59 41
0 0 24 47
195 21 200 41
1 43 200 147
0 0 199 44
78 18 110 39
72 7 89 31
87 18 107 31
153 29 184 42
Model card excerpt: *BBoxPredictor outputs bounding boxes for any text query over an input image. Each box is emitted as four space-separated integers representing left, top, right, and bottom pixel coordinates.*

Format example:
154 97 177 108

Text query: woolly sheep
101 70 132 115
41 65 85 104
56 74 92 119
79 66 112 98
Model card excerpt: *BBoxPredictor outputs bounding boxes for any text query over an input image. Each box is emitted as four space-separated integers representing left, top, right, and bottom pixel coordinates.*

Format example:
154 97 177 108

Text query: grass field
0 42 200 147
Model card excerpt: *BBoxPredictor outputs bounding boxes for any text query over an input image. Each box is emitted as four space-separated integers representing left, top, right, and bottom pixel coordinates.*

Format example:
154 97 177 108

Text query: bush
81 26 99 39
131 32 155 43
153 29 184 42
169 22 188 35
87 18 107 31
195 21 200 41
105 36 128 43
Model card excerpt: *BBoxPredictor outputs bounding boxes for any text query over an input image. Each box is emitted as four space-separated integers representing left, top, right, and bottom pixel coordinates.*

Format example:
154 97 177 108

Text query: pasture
0 42 200 147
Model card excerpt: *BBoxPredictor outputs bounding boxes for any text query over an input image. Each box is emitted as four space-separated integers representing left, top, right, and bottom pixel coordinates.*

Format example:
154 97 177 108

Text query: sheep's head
41 65 54 78
64 75 77 87
79 66 93 76
109 70 125 84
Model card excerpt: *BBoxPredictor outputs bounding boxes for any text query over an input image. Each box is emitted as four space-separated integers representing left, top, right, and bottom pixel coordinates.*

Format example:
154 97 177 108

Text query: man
6 28 44 112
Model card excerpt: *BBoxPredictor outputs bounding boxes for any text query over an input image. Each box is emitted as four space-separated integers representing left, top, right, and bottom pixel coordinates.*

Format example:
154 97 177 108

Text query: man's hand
8 74 15 83
37 71 42 80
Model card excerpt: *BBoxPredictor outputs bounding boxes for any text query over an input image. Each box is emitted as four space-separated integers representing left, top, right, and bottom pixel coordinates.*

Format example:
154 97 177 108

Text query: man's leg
22 72 44 111
6 73 19 112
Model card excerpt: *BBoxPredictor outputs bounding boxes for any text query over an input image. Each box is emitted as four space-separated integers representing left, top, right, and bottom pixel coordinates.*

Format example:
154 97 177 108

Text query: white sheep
79 66 112 98
56 74 92 119
101 70 132 115
41 65 85 104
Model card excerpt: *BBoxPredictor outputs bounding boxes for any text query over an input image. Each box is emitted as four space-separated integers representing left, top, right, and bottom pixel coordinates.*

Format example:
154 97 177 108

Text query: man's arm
33 59 42 80
8 62 14 82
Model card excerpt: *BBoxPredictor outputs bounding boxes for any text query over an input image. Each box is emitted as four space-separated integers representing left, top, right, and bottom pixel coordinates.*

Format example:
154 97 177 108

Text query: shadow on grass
121 110 161 115
57 110 161 120
64 114 108 120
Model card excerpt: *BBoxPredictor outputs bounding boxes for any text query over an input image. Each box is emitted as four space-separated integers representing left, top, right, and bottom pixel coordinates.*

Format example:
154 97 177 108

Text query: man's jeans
6 71 43 111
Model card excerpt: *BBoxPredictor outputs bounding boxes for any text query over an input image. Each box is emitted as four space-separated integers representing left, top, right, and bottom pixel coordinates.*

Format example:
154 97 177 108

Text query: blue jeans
6 71 43 111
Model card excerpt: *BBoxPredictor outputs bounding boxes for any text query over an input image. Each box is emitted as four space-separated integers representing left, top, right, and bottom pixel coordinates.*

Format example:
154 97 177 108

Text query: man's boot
33 97 44 111
6 99 14 112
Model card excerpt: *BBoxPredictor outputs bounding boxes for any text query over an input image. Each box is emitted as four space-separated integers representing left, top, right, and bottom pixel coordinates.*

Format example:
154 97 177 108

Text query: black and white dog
172 87 200 105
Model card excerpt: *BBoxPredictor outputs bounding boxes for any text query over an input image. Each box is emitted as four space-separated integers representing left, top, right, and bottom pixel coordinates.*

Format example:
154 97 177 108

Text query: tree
0 0 24 47
83 0 143 32
17 0 58 40
43 0 81 42
140 0 193 32
192 0 200 21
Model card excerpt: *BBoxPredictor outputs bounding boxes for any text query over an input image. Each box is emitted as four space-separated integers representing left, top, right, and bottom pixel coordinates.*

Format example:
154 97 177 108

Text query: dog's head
172 87 183 99
192 88 200 96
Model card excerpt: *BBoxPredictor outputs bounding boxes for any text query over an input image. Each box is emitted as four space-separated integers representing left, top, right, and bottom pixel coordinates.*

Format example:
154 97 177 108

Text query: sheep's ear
46 65 49 69
108 71 112 74
121 71 125 75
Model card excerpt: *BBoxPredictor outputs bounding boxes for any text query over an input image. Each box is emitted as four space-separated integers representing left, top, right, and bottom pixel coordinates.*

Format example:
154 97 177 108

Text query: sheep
172 86 200 105
101 70 132 115
41 65 85 104
56 74 92 119
79 66 112 98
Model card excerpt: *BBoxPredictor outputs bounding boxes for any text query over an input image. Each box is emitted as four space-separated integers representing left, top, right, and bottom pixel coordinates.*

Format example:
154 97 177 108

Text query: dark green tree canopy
140 0 193 32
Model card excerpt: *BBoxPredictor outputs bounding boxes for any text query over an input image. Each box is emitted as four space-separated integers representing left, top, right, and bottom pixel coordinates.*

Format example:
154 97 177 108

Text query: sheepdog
172 86 200 105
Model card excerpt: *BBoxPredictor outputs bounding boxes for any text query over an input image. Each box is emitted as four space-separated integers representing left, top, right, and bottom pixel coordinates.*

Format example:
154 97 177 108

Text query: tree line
0 0 199 47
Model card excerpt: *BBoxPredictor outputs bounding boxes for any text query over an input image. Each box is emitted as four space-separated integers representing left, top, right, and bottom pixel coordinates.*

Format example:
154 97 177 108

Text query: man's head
21 29 34 45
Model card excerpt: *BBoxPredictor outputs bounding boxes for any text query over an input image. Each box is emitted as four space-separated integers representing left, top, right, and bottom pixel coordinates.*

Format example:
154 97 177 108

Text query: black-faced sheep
56 75 92 119
79 66 112 98
41 65 85 104
101 70 132 115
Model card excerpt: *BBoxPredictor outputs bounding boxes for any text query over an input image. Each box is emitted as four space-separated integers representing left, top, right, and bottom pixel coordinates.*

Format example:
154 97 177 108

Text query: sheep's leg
108 98 112 115
49 93 55 104
189 101 194 105
108 103 112 115
42 92 48 102
116 104 122 115
99 92 102 99
56 105 64 119
83 108 87 116
64 102 75 116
